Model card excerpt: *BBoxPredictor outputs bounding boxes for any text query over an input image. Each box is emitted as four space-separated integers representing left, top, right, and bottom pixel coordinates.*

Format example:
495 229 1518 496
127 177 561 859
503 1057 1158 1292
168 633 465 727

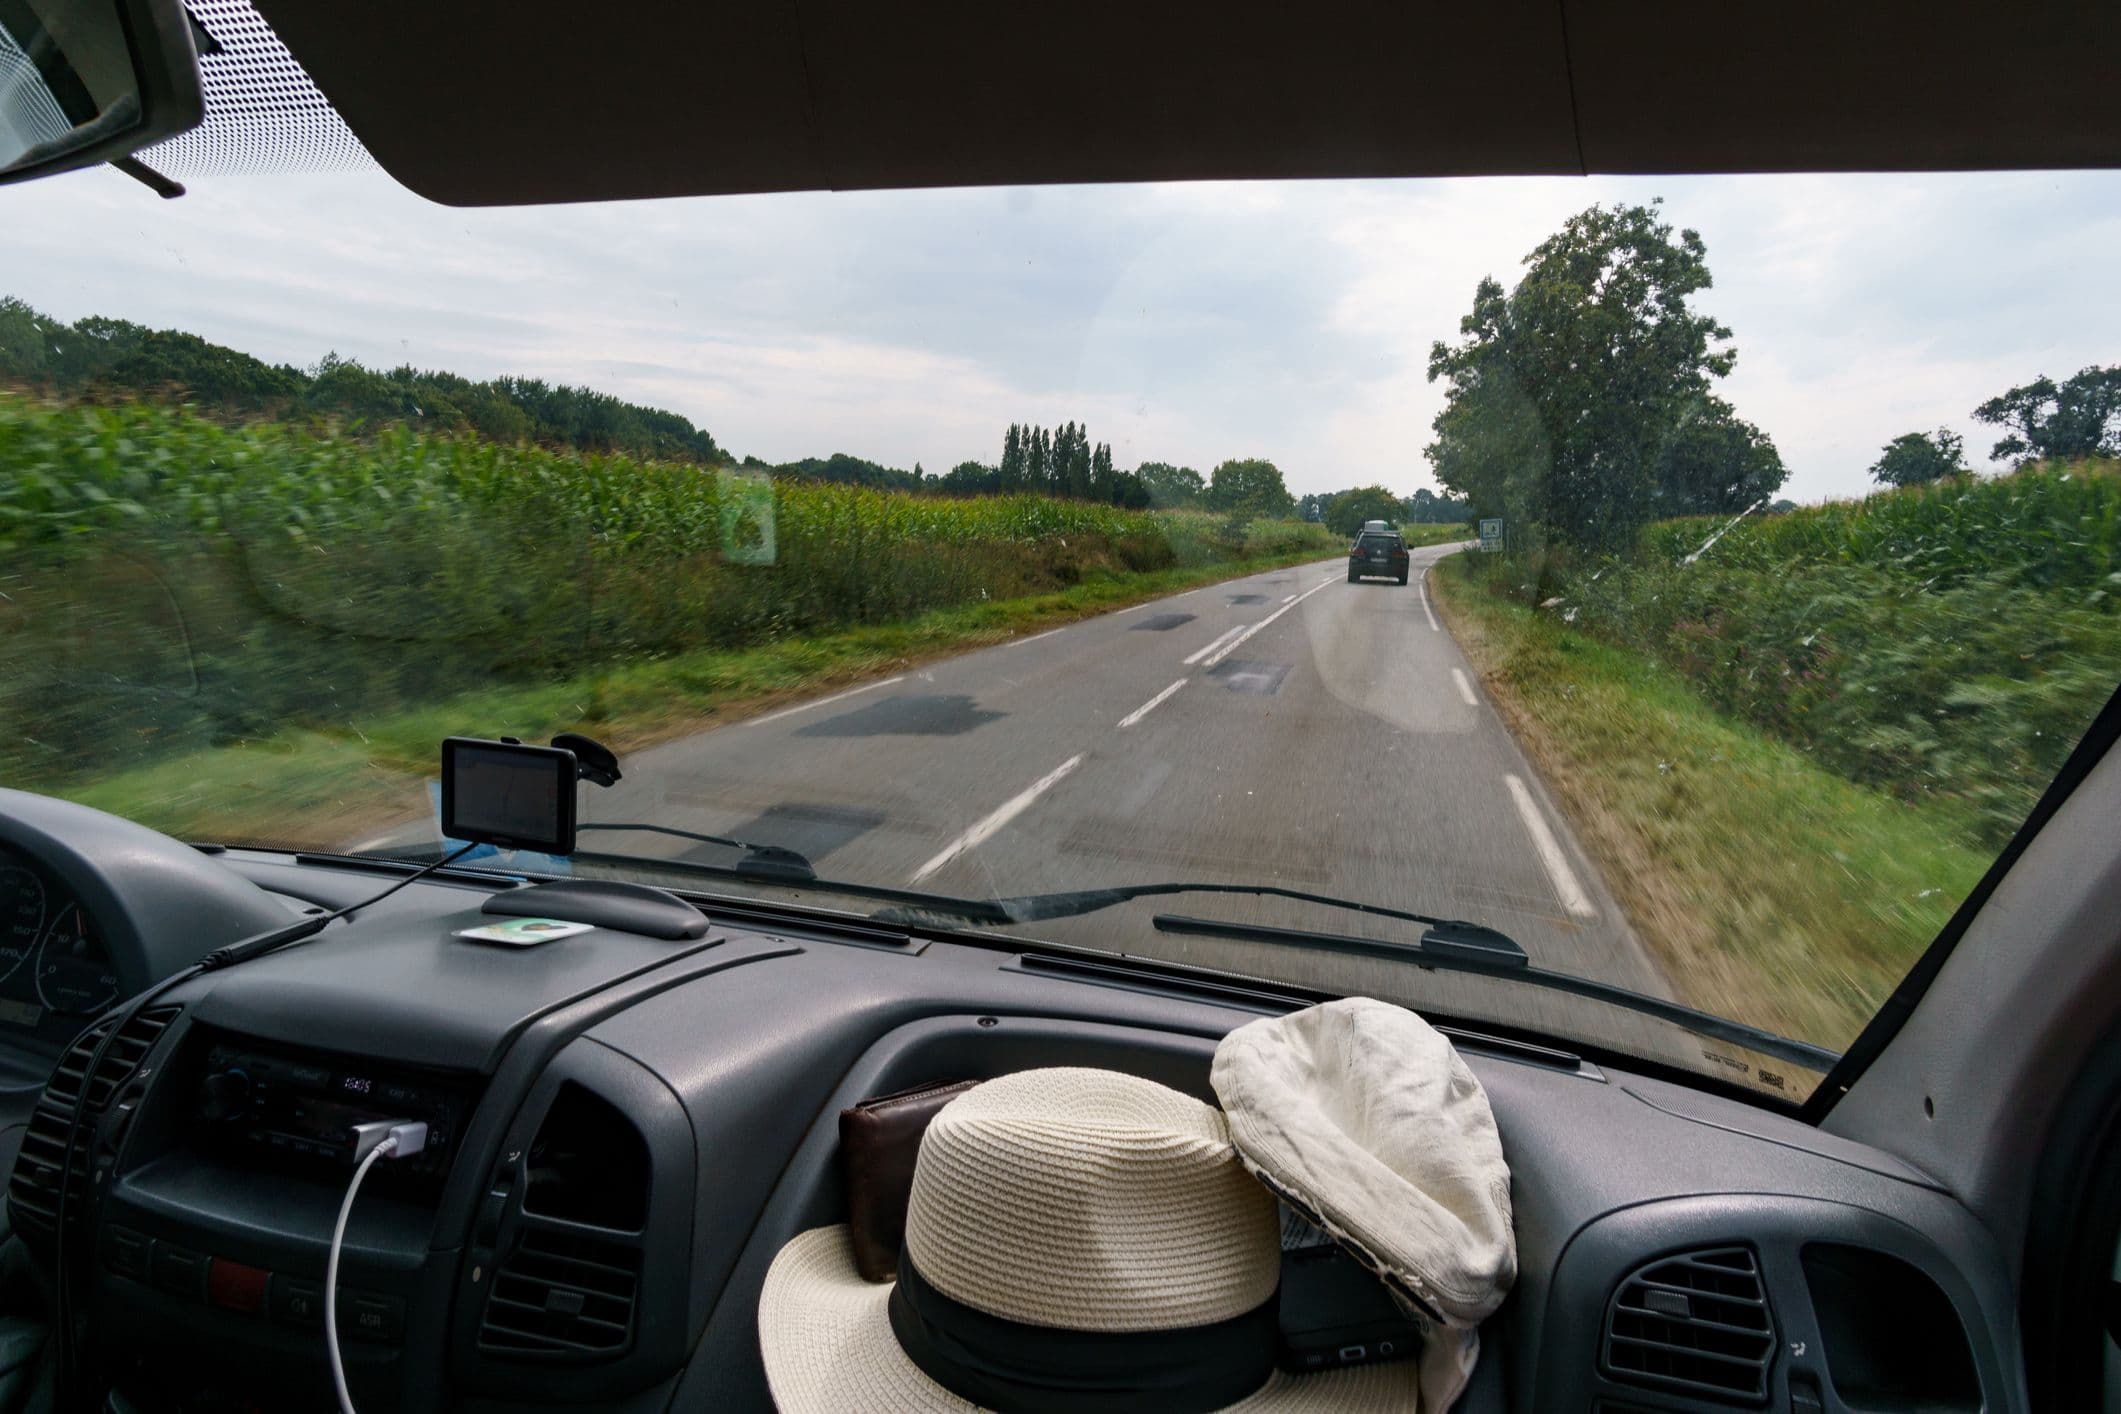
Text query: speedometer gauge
0 862 46 987
35 904 120 1016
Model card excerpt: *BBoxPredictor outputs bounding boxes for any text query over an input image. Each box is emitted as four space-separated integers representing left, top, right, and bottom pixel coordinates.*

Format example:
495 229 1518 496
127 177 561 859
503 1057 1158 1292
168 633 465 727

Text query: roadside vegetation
0 393 1339 836
1412 195 2120 1057
1438 459 2121 1051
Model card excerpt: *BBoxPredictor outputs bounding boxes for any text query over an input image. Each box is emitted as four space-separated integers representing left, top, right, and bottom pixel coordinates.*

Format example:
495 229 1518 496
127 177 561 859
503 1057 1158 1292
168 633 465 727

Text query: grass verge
68 549 1339 849
1431 555 1989 1054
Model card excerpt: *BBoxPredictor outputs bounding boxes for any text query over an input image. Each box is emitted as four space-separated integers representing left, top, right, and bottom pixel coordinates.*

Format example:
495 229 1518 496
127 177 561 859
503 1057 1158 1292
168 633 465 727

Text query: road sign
1479 517 1504 553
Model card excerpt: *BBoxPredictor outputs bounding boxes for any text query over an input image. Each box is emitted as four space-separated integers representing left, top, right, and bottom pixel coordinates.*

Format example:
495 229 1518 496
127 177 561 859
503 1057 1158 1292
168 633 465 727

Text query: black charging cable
49 842 479 1408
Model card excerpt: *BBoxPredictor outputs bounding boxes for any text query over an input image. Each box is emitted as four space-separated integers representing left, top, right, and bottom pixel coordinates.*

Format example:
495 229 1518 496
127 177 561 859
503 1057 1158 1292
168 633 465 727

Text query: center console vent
477 1228 639 1359
1603 1245 1775 1404
7 1007 178 1236
521 1082 649 1231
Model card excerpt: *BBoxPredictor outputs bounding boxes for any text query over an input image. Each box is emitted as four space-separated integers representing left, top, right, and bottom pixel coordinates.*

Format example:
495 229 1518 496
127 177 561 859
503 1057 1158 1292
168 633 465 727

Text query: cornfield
0 396 1333 784
1464 460 2121 846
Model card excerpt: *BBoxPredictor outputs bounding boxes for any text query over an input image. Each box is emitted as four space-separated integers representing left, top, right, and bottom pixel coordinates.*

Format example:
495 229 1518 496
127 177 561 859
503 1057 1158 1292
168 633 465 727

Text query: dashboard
0 787 2021 1414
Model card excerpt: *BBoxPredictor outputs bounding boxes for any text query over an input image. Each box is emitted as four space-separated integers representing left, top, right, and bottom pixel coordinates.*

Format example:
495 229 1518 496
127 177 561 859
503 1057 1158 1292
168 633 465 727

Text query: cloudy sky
4 161 2116 503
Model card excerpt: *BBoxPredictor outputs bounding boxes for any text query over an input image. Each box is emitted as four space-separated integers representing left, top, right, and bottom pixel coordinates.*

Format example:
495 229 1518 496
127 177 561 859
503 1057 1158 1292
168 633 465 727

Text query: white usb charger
326 1120 428 1414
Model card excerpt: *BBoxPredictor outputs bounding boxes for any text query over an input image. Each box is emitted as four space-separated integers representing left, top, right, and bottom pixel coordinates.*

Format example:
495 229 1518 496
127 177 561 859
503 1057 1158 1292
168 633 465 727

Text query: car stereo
194 1041 472 1183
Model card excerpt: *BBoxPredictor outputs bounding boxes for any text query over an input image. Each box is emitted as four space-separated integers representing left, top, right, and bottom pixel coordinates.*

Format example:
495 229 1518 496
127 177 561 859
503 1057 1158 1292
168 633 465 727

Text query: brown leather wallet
839 1078 982 1282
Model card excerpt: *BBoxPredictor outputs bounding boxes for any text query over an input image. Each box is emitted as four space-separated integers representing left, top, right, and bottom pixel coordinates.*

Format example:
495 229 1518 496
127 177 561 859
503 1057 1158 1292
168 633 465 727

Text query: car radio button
102 1226 149 1280
272 1276 325 1327
151 1241 209 1300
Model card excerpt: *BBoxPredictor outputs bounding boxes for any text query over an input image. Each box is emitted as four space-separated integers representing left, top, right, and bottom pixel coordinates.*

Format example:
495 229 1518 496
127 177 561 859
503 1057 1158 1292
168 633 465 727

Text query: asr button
338 1292 405 1343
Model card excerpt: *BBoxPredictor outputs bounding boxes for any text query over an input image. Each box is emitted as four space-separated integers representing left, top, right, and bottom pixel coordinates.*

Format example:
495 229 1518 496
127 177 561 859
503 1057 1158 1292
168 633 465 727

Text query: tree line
1424 201 1788 549
0 296 1316 515
1869 364 2121 487
1297 485 1471 535
0 296 726 465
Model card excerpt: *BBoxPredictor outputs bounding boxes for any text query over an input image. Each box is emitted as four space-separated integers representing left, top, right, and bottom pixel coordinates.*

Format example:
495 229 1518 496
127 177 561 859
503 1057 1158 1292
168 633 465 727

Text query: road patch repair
721 802 885 861
797 694 1004 737
1208 660 1291 696
1132 612 1198 631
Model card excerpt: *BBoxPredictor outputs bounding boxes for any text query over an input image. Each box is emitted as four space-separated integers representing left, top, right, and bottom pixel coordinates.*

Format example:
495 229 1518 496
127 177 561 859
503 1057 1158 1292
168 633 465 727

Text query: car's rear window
1357 534 1402 549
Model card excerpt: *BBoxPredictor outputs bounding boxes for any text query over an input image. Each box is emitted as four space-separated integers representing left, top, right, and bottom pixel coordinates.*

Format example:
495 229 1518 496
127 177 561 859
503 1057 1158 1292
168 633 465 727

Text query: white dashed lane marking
1118 679 1187 728
1202 579 1334 669
1183 625 1246 666
909 754 1084 884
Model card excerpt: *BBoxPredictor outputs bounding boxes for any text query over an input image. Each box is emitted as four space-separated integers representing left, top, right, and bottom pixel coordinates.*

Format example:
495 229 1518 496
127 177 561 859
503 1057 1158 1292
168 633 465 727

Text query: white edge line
745 675 905 727
1182 624 1247 666
1281 593 1296 604
1118 678 1187 728
1008 627 1064 648
910 754 1084 884
1417 574 1440 631
1451 667 1478 705
1504 773 1597 920
1203 578 1333 668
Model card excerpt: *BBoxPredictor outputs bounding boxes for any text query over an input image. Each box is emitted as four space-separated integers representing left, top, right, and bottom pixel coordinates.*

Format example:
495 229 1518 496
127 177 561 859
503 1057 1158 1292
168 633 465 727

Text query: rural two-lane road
577 543 1700 1069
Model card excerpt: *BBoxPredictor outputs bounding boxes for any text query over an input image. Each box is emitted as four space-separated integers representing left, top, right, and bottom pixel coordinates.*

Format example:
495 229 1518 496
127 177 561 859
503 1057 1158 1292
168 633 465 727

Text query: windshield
4 162 2118 1103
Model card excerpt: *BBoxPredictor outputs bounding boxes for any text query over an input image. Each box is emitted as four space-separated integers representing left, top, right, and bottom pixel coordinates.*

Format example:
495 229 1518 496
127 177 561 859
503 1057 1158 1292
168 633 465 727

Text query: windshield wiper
873 880 1832 1069
541 855 1833 1072
875 880 1467 930
574 821 819 881
1151 912 1837 1073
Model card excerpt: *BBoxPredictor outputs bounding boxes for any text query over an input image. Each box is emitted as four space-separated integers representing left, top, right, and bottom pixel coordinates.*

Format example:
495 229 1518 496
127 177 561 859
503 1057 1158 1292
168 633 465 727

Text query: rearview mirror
1 0 203 188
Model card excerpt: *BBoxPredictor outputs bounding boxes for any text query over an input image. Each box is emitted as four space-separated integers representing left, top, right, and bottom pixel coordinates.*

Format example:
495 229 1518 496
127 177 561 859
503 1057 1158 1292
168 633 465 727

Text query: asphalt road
577 544 1705 1071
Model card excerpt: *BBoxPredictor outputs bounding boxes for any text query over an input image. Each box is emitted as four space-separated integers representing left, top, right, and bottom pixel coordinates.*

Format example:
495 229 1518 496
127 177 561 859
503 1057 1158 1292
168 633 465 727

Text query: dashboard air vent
1603 1245 1775 1403
477 1228 639 1360
6 1008 178 1236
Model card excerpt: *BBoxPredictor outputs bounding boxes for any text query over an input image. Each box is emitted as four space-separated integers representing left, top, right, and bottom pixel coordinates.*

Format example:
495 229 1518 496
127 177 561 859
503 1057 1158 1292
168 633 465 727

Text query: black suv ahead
1348 529 1410 584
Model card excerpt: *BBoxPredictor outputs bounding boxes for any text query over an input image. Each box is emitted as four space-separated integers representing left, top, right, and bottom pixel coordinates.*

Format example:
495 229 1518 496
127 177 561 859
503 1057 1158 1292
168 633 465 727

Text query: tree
938 460 998 496
1399 487 1472 524
1654 397 1787 513
1205 458 1295 519
1427 201 1735 550
0 296 58 377
1061 422 1092 499
1973 365 2121 465
999 424 1024 492
1324 485 1402 536
1090 441 1115 503
1868 428 1965 488
1137 462 1205 508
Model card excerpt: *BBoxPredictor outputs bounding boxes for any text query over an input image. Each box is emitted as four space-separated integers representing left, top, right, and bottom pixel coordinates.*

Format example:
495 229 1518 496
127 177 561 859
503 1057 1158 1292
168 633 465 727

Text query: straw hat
758 1067 1422 1411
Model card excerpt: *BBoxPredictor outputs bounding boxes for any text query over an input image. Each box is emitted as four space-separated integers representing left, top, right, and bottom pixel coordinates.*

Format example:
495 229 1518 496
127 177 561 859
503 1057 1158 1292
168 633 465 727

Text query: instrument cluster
0 843 122 1044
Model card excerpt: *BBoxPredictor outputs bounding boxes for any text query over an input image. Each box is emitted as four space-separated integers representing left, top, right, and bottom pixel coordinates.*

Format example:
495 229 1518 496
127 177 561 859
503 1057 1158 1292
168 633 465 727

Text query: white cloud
3 163 2116 502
